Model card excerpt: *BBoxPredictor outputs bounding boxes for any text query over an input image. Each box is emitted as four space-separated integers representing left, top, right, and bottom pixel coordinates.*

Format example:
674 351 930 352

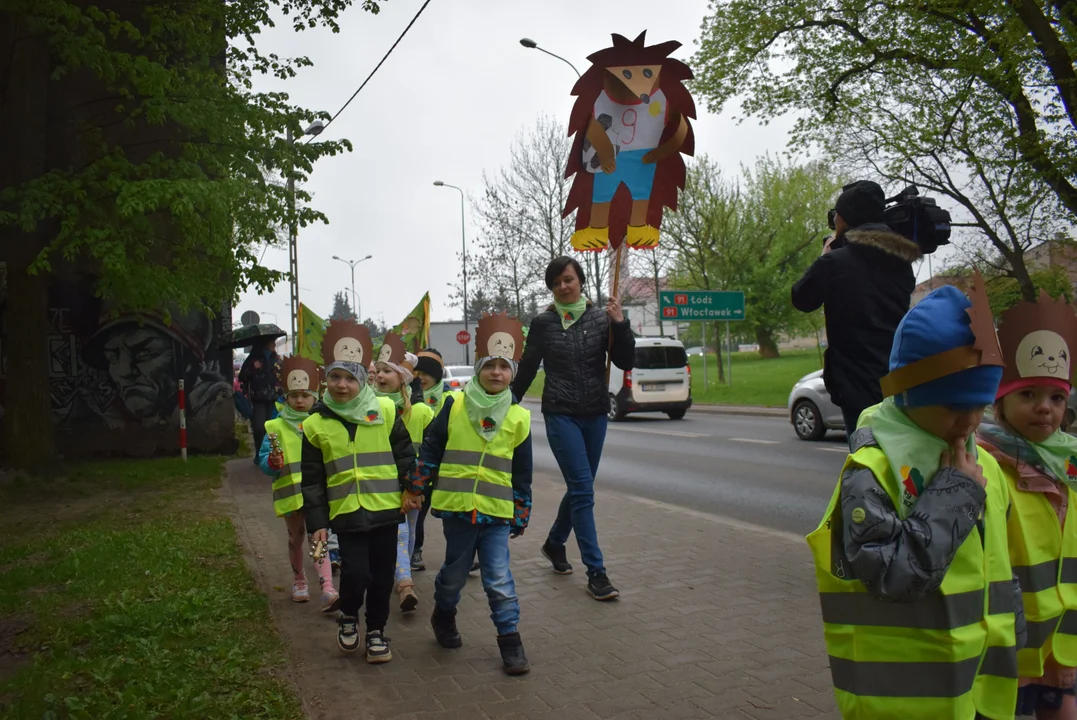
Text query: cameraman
791 180 922 443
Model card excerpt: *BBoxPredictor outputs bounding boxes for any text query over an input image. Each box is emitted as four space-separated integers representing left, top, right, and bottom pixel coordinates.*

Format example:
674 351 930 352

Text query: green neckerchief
462 378 512 441
423 383 444 410
322 383 384 425
554 297 589 330
979 412 1077 489
374 387 406 410
864 398 979 519
278 403 310 436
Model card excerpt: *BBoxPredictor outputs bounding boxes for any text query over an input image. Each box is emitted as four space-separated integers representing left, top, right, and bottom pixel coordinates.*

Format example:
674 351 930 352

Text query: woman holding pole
511 256 635 601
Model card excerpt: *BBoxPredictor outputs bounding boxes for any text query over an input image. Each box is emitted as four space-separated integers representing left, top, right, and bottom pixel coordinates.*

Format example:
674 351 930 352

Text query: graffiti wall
0 265 237 458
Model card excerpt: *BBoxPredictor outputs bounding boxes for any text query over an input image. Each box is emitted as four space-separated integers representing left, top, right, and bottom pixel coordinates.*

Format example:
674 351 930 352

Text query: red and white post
178 379 188 462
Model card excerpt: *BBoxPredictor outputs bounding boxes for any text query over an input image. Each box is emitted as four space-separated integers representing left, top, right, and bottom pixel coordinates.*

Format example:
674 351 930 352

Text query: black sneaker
411 550 425 572
365 629 392 664
587 573 620 601
337 614 360 654
497 632 531 676
430 609 463 648
469 557 480 575
541 540 573 575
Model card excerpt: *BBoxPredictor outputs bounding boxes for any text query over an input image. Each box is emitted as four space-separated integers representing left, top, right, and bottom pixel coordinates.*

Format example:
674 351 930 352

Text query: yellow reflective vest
263 417 303 517
807 438 1017 719
997 459 1077 675
302 397 401 521
404 403 434 456
431 392 529 520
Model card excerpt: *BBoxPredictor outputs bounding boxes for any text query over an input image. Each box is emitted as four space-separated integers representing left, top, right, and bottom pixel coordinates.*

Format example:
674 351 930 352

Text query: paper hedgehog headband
880 270 1004 399
377 333 409 369
475 312 524 362
279 356 321 397
322 319 373 368
997 290 1077 394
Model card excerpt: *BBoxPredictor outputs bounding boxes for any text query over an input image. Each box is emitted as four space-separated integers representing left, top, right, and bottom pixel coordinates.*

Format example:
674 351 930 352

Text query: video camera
883 185 951 255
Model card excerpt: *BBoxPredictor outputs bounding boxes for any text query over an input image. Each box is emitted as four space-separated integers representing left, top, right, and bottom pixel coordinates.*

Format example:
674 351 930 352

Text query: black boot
497 632 530 676
430 609 462 649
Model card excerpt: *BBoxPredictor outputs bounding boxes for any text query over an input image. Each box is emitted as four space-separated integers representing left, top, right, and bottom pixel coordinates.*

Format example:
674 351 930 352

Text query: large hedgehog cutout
564 31 696 252
321 319 373 367
475 312 524 362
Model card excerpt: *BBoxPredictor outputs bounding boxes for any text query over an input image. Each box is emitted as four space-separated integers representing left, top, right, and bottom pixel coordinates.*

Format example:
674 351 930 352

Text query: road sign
658 291 745 321
456 330 471 345
240 310 260 326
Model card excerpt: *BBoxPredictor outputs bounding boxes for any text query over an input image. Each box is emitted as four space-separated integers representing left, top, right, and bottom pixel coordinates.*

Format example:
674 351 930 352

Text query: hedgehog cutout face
998 290 1077 386
321 319 373 367
377 333 408 367
564 31 696 252
475 312 524 362
279 356 321 396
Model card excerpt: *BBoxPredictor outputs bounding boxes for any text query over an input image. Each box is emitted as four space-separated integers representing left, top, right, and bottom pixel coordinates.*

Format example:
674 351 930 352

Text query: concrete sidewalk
225 459 837 720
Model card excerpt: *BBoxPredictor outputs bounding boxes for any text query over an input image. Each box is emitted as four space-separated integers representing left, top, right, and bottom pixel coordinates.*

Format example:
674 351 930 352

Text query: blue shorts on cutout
592 148 656 203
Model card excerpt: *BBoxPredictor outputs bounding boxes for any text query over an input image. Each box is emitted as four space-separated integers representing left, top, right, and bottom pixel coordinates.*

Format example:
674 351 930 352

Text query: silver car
788 370 844 441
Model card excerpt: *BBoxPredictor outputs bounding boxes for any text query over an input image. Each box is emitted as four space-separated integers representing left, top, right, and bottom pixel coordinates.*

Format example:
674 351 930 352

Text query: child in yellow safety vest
977 292 1077 719
410 347 445 572
410 312 533 676
259 356 339 612
300 320 422 663
372 334 434 613
807 274 1022 720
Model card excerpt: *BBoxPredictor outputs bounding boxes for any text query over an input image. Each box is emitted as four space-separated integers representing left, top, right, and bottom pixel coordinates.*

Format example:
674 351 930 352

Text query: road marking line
729 438 780 445
818 447 848 453
609 426 708 438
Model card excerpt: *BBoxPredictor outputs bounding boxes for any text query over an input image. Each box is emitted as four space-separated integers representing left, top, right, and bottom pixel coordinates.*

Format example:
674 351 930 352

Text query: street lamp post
287 120 325 349
434 181 469 364
332 255 373 322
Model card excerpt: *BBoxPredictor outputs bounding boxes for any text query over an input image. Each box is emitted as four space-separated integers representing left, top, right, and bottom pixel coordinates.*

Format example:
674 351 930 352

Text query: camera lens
827 209 836 230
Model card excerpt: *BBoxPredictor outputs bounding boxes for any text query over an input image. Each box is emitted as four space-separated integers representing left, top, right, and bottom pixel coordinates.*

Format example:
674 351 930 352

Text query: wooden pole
605 243 624 384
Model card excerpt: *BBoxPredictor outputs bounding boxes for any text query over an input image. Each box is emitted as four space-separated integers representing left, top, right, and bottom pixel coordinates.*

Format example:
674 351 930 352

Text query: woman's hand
605 297 625 323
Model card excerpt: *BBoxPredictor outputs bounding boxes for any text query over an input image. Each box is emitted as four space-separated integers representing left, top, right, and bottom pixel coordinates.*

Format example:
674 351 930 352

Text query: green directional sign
659 290 745 321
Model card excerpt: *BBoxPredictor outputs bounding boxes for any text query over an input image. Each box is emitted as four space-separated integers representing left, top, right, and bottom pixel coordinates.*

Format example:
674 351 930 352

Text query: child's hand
401 492 423 512
311 528 328 545
267 450 284 470
510 528 525 539
942 444 987 488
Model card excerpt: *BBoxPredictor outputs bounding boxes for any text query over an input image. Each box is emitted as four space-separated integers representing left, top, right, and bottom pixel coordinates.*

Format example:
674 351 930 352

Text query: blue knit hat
887 285 1003 408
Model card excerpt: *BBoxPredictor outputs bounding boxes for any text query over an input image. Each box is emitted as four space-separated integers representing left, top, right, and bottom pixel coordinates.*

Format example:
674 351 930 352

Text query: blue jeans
434 519 519 635
394 509 418 585
545 413 607 577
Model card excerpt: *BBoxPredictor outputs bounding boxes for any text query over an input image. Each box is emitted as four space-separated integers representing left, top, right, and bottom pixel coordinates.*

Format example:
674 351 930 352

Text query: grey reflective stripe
829 655 979 698
1059 610 1077 636
1013 559 1059 594
324 452 396 476
1026 615 1062 649
987 580 1015 615
277 462 302 480
441 449 512 474
819 590 983 630
273 483 303 502
325 478 399 503
978 645 1017 678
1062 558 1077 584
435 476 514 502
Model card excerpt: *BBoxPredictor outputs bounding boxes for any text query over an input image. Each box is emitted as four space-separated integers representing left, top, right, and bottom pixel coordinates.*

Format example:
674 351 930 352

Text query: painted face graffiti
102 326 177 419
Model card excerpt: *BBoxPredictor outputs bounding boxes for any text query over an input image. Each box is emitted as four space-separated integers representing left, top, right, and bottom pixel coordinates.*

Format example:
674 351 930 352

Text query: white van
608 337 692 421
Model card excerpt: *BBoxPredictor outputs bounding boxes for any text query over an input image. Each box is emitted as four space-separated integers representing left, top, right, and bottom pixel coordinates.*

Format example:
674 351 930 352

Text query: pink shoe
292 580 310 603
321 588 341 614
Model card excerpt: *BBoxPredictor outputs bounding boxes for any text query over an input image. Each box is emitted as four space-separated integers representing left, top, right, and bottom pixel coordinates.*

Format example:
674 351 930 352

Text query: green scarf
462 377 512 441
323 384 384 425
978 413 1077 488
374 387 406 410
554 297 589 330
865 398 979 519
1033 431 1077 488
423 383 444 410
278 403 310 436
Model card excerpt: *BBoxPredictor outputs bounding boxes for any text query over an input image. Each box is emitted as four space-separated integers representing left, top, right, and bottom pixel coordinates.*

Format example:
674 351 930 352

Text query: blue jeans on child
394 509 418 584
434 519 519 635
544 412 607 577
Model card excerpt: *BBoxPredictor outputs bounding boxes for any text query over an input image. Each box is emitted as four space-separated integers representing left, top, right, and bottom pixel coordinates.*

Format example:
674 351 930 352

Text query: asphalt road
527 408 849 537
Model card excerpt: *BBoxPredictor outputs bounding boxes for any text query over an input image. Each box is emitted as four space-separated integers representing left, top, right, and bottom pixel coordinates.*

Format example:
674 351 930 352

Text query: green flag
297 303 327 363
390 292 430 354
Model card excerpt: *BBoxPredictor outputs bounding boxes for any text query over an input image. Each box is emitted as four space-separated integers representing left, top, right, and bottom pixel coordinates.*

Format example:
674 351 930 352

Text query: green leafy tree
986 265 1074 316
0 0 382 471
330 291 355 321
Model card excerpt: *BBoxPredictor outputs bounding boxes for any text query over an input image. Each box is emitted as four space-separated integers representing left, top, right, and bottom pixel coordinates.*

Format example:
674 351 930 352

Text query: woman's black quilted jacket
512 304 635 417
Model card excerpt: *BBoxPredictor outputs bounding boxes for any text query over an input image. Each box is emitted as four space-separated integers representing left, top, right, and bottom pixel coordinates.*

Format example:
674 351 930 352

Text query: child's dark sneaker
337 614 360 654
541 540 573 575
587 573 620 601
430 609 463 648
470 558 480 575
410 550 425 571
497 632 530 676
365 630 392 664
328 548 341 571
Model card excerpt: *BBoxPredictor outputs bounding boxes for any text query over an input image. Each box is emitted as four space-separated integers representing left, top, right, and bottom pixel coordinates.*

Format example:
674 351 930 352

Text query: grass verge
0 456 303 719
523 349 822 407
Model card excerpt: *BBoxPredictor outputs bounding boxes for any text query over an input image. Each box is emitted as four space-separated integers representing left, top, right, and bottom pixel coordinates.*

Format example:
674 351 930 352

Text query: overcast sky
237 0 945 330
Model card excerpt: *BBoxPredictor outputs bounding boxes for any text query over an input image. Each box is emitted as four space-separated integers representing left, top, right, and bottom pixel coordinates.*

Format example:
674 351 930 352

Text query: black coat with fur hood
791 223 922 416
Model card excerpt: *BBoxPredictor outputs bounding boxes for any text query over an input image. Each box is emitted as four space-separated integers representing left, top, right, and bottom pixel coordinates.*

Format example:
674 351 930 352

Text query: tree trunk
1010 252 1037 302
0 19 56 471
756 326 781 359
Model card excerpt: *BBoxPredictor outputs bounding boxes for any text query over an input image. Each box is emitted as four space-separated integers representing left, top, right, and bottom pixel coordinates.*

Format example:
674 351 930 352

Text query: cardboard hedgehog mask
321 319 373 368
279 355 321 397
996 290 1077 396
475 312 525 363
377 332 409 368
